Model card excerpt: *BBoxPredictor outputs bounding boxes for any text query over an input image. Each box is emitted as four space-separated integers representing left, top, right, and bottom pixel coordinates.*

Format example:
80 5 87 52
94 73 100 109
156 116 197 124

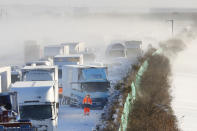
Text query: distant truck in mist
11 81 58 131
24 40 41 64
44 45 69 58
61 42 85 54
124 41 143 60
105 40 143 62
53 54 83 92
0 67 11 93
105 42 126 58
62 65 110 109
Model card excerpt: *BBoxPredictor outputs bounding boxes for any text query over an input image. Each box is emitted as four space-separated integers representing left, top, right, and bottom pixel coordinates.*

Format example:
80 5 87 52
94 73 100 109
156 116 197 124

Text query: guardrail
119 49 162 131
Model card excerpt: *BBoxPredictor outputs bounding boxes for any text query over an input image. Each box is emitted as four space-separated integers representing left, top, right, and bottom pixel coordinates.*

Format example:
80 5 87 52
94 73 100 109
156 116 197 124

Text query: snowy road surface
58 105 103 131
172 42 197 131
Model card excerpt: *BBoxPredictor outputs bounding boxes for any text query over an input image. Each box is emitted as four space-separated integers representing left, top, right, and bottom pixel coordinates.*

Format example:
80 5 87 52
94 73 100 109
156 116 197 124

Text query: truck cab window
20 105 52 120
82 82 109 92
58 69 62 79
23 70 53 81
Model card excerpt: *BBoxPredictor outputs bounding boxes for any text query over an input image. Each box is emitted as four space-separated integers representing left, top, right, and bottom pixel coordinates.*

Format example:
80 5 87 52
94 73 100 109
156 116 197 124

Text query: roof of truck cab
22 65 57 70
61 42 82 46
11 81 56 103
11 81 56 88
63 64 107 69
45 45 62 48
33 60 50 63
124 41 142 48
54 54 82 58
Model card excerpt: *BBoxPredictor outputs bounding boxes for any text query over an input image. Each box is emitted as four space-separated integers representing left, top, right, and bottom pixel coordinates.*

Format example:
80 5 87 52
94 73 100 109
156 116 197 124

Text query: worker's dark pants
83 104 91 115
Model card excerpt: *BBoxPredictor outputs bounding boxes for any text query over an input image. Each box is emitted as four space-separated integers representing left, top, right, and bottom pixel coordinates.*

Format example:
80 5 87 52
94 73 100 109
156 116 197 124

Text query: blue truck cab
62 65 110 109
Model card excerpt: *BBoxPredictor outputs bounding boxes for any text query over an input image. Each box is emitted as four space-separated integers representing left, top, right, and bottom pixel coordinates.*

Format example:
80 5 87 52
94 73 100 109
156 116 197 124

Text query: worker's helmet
86 94 90 97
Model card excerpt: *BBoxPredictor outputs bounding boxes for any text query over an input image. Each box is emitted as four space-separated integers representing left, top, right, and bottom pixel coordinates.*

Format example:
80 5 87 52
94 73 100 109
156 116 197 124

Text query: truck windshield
54 57 80 62
20 105 52 120
0 95 12 110
23 70 53 81
11 74 20 83
82 82 109 92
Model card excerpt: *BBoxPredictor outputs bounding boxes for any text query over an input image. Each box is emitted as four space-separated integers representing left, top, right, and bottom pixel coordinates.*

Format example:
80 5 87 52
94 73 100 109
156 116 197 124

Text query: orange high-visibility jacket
83 97 92 105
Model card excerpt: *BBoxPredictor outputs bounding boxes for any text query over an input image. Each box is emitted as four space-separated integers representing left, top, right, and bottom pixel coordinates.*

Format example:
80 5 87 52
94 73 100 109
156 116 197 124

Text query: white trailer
11 81 58 131
61 42 85 54
0 66 11 93
62 65 110 109
44 45 69 58
54 54 83 69
53 54 83 90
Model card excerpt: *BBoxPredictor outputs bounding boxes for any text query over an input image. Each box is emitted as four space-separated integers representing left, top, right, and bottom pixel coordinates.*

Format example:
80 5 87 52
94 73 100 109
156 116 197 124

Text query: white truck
105 42 127 59
11 81 58 131
62 65 110 109
44 45 69 58
61 42 85 54
53 54 83 91
21 66 58 82
21 65 59 98
0 92 35 130
124 40 143 61
0 67 11 93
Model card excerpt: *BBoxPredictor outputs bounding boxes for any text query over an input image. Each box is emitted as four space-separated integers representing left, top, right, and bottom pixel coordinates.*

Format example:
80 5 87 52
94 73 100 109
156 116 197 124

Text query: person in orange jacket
83 94 92 115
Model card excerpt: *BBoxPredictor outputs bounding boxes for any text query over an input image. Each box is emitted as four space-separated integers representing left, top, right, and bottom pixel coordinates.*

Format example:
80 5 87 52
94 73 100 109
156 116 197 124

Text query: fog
0 11 178 65
0 1 196 66
1 0 197 8
1 1 197 130
172 40 197 74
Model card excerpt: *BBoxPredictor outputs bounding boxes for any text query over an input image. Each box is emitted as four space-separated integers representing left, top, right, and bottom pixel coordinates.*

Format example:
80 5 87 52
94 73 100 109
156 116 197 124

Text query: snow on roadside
172 41 197 131
172 73 197 131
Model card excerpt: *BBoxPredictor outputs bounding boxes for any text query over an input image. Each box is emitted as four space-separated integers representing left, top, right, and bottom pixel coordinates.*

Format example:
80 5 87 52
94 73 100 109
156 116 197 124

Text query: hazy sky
1 0 197 8
0 0 196 66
